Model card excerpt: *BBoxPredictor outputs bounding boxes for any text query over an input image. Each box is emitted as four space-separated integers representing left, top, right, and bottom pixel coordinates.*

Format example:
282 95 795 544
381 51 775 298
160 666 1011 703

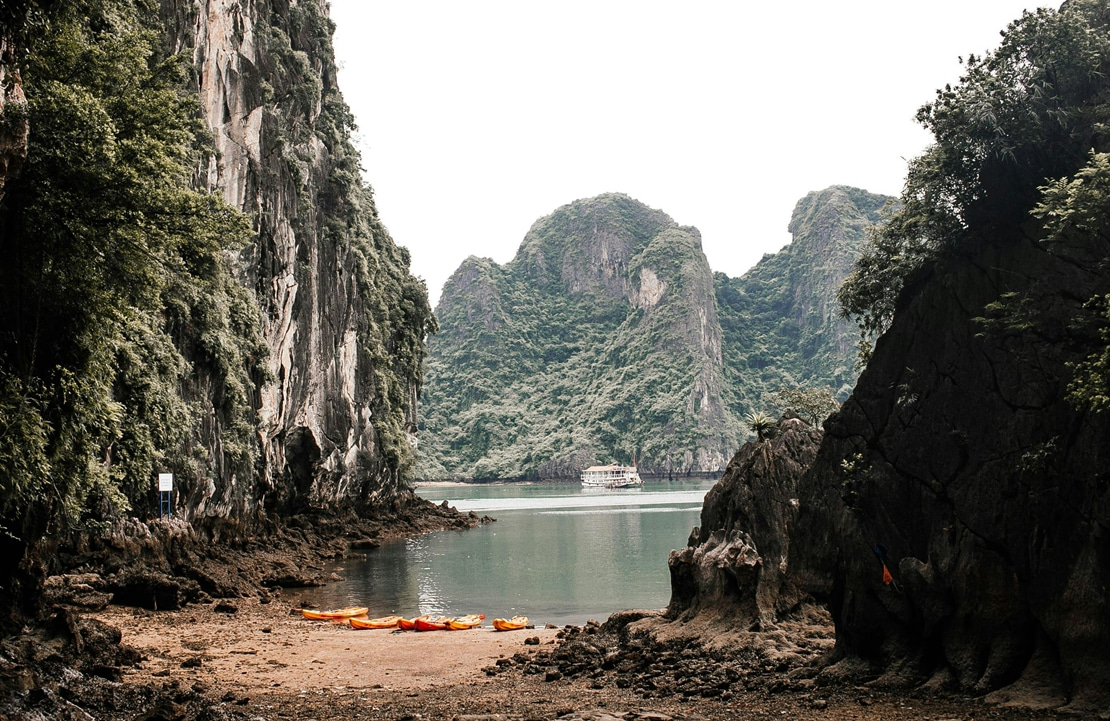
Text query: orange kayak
492 616 529 631
301 606 369 621
414 616 451 632
349 615 403 630
447 614 486 630
397 617 419 631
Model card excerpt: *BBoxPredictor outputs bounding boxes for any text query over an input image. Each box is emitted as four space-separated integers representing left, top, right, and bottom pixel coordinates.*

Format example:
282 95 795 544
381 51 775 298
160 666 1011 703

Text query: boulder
668 414 821 625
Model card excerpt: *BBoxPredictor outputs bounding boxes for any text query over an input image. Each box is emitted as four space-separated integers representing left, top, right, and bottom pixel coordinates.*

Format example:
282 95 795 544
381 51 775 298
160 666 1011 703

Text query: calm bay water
298 479 716 626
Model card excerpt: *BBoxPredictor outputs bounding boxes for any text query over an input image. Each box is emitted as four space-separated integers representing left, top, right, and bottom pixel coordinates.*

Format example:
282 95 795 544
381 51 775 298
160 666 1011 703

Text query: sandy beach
88 597 1068 721
96 599 560 694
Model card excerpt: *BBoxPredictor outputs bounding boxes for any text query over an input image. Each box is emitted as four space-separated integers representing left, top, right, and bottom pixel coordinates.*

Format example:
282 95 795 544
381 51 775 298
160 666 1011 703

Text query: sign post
157 473 173 519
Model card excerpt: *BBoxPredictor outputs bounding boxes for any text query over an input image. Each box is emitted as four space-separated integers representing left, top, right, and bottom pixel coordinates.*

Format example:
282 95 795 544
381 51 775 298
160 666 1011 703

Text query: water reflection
299 479 716 625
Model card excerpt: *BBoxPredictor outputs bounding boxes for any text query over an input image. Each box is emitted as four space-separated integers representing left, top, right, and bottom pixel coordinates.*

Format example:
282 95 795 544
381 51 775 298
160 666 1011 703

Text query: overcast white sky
328 1 1042 307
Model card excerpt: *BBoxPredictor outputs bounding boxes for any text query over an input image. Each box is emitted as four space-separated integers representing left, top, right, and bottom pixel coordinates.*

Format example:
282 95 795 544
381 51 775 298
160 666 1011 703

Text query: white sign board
158 473 174 492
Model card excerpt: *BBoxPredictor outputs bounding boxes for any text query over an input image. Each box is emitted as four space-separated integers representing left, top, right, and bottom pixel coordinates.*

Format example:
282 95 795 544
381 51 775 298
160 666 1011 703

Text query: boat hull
349 615 402 629
414 616 451 632
492 616 529 631
447 614 485 630
580 478 643 488
301 606 369 621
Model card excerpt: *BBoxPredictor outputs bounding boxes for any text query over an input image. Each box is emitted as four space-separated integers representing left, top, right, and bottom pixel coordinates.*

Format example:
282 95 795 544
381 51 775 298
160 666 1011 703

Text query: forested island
418 187 886 481
0 0 1108 719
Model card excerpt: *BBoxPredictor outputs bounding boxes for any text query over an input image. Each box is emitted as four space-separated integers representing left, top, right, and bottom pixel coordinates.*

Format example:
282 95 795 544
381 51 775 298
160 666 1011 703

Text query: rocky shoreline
0 425 1093 720
0 495 492 718
1 592 1069 721
30 495 490 612
0 484 1083 720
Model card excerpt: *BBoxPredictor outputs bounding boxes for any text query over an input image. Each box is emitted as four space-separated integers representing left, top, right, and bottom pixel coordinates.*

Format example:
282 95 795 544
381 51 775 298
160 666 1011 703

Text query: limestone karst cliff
673 2 1110 713
0 0 433 540
419 188 888 480
788 3 1110 711
419 194 734 479
789 211 1110 710
668 414 821 623
158 0 434 516
716 186 889 413
786 209 1110 711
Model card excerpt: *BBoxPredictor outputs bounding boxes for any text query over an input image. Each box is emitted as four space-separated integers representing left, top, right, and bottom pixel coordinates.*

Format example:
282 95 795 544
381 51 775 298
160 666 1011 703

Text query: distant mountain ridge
417 187 891 480
716 186 889 418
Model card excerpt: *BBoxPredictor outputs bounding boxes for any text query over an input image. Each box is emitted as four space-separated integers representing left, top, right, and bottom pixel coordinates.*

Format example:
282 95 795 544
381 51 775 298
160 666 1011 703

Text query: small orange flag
882 563 893 585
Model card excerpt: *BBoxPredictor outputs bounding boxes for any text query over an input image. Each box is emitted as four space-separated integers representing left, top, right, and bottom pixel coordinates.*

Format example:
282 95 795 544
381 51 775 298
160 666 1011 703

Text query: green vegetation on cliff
0 0 434 568
0 0 265 526
1038 153 1110 412
839 0 1110 360
419 188 890 480
807 2 1110 706
717 186 888 418
419 194 731 479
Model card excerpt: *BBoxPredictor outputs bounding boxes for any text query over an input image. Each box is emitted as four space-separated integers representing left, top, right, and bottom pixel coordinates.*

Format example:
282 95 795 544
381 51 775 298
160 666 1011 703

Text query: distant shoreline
414 473 721 488
413 479 565 488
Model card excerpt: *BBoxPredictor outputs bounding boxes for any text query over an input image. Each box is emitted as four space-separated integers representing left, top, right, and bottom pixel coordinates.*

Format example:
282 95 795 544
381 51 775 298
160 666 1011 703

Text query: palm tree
745 411 776 441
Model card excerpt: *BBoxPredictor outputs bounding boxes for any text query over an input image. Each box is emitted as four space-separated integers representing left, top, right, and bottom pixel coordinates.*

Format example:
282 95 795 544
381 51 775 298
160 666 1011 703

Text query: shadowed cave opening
284 427 321 508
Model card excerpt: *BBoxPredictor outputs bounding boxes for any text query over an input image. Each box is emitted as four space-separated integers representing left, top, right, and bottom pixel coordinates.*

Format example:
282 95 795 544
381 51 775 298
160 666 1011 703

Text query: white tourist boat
580 464 643 488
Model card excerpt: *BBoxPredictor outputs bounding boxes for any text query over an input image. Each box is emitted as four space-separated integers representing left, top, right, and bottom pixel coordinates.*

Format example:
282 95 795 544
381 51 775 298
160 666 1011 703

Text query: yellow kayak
349 615 403 629
447 614 486 630
492 616 529 631
301 606 369 621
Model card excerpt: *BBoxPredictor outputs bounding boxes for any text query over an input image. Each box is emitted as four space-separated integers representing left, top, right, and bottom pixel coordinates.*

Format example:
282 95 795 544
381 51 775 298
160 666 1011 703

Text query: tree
839 0 1110 354
0 0 264 529
773 386 840 427
1033 151 1110 412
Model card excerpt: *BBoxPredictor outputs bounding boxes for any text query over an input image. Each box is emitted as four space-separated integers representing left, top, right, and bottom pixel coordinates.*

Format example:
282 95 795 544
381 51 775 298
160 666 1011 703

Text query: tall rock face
668 415 822 623
787 202 1110 710
420 194 735 479
715 186 888 413
419 188 885 481
671 4 1110 711
777 3 1110 710
158 1 432 517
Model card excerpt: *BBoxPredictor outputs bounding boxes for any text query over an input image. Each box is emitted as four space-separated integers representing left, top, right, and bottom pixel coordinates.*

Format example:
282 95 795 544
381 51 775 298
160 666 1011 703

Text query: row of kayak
300 606 530 632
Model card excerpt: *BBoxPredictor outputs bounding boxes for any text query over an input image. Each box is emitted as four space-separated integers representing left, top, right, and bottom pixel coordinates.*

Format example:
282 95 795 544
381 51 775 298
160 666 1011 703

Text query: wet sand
96 598 560 693
91 598 1067 721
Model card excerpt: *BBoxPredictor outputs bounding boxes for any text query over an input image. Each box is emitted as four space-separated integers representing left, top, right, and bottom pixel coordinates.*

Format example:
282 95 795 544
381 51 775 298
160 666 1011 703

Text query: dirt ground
93 597 1069 721
96 599 562 693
